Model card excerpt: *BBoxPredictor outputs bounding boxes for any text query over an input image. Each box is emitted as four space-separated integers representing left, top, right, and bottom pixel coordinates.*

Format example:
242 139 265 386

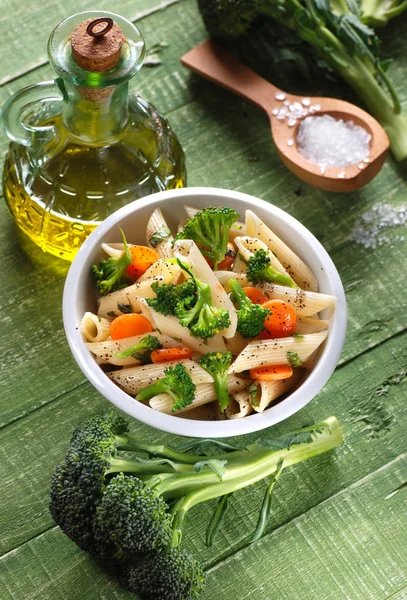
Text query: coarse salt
348 203 407 249
297 115 371 167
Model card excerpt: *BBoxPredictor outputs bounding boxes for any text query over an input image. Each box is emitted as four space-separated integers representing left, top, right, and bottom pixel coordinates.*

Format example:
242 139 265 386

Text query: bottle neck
61 79 129 144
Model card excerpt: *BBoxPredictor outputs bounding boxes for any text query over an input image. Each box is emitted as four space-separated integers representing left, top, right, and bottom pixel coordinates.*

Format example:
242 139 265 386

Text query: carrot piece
242 287 268 305
205 242 236 270
151 347 194 363
262 299 296 338
110 314 153 340
250 365 293 380
125 246 160 279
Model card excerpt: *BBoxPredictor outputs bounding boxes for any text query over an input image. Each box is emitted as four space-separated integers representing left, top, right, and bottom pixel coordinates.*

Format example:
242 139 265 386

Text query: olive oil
4 109 185 261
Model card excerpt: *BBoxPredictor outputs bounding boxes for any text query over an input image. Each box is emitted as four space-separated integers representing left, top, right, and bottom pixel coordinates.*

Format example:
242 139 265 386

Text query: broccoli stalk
173 206 239 269
229 279 271 338
247 249 296 287
197 0 407 161
136 362 196 411
91 228 132 295
115 334 163 364
360 0 407 27
174 259 231 340
199 351 233 411
50 412 343 600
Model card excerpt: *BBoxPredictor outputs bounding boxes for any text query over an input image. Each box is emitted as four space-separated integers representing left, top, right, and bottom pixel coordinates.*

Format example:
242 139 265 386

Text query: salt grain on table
297 115 371 167
348 203 407 249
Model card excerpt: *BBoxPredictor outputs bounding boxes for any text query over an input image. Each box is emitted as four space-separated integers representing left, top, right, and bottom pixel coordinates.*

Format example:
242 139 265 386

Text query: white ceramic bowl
63 188 346 437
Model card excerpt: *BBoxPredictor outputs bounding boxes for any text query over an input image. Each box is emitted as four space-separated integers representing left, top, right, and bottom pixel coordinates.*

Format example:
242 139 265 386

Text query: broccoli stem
115 436 211 465
213 377 232 412
106 456 194 476
156 417 342 500
360 0 407 26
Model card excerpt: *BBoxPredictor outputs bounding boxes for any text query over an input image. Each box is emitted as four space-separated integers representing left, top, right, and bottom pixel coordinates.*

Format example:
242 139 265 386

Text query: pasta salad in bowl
63 188 346 437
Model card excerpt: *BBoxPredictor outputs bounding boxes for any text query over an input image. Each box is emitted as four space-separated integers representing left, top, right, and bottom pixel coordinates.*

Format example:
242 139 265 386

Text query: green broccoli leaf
194 459 228 479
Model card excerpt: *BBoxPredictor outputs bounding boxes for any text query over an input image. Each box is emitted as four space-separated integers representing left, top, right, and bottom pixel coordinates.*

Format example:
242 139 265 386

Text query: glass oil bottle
1 11 186 261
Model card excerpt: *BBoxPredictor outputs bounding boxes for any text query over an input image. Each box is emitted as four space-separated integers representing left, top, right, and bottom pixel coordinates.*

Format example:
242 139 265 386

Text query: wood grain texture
0 0 407 598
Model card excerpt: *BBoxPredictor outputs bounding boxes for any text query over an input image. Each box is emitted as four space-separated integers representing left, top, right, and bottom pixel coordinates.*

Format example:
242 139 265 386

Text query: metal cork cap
71 17 124 72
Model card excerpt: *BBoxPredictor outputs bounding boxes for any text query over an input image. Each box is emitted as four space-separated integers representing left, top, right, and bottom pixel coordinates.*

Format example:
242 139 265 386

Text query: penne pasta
137 258 180 283
232 253 247 274
251 369 303 413
295 317 329 334
215 270 246 291
108 359 213 395
234 236 290 279
146 207 174 259
97 277 163 319
230 332 328 373
257 283 336 317
245 209 318 291
139 300 227 354
225 389 254 419
173 239 238 338
80 312 111 342
223 331 248 356
149 375 248 414
86 333 184 366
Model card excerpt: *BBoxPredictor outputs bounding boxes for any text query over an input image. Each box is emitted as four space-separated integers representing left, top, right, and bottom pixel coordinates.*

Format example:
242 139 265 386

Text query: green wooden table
1 1 407 599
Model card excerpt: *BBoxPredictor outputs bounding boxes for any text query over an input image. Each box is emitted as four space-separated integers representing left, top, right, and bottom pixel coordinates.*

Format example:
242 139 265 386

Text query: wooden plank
204 454 407 600
0 453 405 599
0 330 406 557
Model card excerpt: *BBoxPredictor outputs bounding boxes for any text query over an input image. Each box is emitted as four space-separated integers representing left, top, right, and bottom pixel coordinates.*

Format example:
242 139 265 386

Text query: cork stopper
71 17 124 73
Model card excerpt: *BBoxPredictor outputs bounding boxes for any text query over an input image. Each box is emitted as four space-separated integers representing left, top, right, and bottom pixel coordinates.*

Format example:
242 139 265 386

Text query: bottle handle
1 80 64 147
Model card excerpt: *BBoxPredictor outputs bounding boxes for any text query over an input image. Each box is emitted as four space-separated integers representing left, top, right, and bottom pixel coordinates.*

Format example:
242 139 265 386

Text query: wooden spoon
181 41 389 192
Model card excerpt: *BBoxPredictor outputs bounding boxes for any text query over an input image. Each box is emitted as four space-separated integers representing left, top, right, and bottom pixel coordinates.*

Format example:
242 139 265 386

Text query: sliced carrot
205 242 236 270
262 299 296 338
125 246 160 279
151 347 194 363
110 314 153 340
242 287 268 305
250 365 293 380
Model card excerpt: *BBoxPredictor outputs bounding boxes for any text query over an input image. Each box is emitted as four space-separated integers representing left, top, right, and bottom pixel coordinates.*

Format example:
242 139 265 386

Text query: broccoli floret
91 228 132 295
147 280 196 316
175 260 231 339
229 279 271 338
199 351 233 412
115 334 162 364
173 206 239 270
136 362 196 411
94 473 172 555
125 548 206 600
247 249 296 287
197 0 263 38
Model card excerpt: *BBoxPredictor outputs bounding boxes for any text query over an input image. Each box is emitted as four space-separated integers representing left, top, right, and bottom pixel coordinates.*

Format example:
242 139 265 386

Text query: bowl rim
63 187 347 438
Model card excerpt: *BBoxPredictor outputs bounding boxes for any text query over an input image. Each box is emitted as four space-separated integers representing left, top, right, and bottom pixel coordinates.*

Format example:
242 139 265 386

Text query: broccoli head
94 473 172 555
91 228 132 295
229 278 271 338
175 260 231 339
173 206 239 270
197 0 263 38
147 279 196 316
136 362 196 412
115 334 163 364
125 547 206 600
247 249 296 287
199 351 233 412
49 412 129 553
